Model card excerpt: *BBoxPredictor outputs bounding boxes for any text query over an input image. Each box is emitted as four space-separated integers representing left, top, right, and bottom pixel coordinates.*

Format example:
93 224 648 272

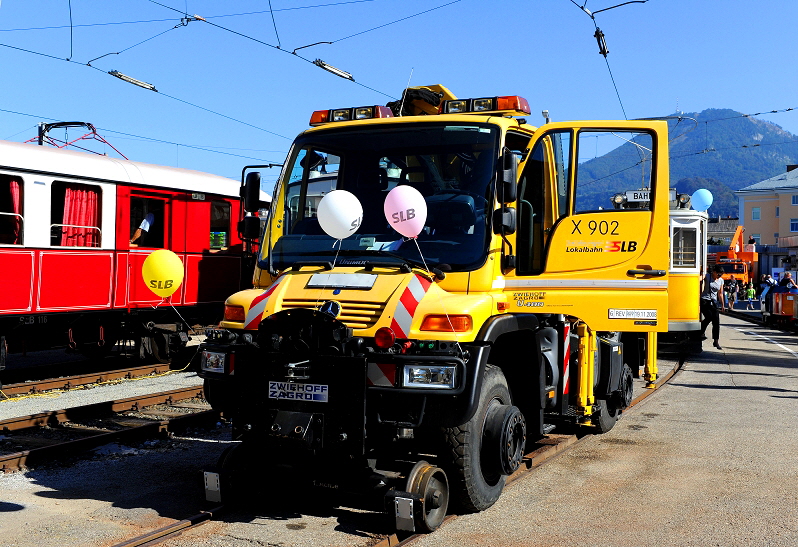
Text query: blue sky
1 0 796 190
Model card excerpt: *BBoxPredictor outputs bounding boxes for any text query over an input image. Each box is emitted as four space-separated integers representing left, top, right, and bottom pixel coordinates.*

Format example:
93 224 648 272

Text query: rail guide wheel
395 460 449 533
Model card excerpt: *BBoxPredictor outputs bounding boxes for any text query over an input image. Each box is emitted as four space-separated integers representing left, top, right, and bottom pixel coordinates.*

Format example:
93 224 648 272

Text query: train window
575 131 654 213
50 181 101 247
130 197 165 248
210 201 230 249
672 227 697 268
0 175 23 245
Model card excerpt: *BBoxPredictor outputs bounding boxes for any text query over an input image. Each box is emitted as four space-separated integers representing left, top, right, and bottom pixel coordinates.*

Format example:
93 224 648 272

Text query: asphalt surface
1 316 796 546
414 315 798 547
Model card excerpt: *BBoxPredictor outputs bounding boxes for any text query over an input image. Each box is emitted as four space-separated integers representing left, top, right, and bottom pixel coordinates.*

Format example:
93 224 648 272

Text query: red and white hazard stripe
390 274 432 338
243 277 282 329
367 363 396 387
562 323 571 395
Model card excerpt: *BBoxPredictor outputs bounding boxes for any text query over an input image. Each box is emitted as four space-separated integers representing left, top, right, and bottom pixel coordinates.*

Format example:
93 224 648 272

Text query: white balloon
317 190 363 240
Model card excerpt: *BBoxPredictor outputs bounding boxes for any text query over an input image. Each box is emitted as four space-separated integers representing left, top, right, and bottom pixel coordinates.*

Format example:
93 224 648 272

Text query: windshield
721 263 745 274
266 123 499 272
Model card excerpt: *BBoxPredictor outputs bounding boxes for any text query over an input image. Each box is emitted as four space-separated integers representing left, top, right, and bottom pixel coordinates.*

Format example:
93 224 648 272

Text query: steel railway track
369 357 684 547
99 359 683 547
0 385 215 472
0 363 174 398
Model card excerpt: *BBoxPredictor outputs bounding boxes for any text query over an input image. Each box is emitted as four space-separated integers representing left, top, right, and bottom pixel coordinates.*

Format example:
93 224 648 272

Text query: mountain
578 108 798 217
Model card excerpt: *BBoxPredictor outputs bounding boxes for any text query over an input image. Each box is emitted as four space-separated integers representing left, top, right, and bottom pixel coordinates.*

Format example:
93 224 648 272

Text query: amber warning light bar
440 96 531 116
309 95 531 126
310 105 394 126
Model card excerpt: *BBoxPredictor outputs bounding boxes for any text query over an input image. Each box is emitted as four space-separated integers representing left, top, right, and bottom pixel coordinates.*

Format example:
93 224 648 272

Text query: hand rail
627 269 667 277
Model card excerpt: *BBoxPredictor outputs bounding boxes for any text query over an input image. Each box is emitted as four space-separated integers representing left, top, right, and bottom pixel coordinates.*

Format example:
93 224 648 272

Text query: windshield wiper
357 250 446 280
290 261 333 271
287 250 445 280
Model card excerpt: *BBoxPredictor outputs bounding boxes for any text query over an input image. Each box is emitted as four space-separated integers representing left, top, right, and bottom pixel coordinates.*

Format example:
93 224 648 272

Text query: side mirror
499 149 518 204
492 207 516 235
242 172 268 213
238 215 262 240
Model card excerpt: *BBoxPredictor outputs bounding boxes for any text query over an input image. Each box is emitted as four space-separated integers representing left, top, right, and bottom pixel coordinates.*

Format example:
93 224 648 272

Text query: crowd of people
700 268 798 350
715 271 798 312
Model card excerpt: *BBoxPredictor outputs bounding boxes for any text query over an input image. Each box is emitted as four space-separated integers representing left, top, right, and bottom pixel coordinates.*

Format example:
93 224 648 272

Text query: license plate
269 381 329 402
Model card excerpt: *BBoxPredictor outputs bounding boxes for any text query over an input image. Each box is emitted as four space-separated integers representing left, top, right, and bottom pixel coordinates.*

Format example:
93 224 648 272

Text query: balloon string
169 302 200 335
150 295 170 309
412 238 462 353
315 238 342 308
147 295 198 335
412 237 432 276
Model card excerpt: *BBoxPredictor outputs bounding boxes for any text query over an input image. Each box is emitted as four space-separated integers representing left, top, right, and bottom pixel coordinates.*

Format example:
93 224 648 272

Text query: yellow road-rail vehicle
608 189 708 356
199 86 673 532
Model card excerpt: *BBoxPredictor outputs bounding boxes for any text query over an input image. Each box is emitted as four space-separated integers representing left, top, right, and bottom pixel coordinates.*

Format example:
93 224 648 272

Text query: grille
280 299 386 330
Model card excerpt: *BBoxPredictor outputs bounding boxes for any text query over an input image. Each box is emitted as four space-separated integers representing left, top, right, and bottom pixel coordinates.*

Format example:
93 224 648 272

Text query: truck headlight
403 365 457 389
201 350 227 374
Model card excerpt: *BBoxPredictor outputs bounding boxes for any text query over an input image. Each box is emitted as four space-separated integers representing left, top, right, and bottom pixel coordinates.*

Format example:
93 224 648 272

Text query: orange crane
708 226 758 284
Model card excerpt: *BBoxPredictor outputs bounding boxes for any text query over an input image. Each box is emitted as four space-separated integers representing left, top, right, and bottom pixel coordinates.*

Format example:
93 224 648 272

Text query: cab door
505 121 670 332
127 191 177 305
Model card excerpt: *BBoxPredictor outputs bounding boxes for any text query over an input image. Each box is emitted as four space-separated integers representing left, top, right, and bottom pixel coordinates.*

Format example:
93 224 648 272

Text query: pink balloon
384 185 427 238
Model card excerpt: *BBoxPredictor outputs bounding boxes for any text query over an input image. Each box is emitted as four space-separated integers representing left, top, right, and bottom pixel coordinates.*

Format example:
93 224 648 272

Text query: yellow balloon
142 249 184 298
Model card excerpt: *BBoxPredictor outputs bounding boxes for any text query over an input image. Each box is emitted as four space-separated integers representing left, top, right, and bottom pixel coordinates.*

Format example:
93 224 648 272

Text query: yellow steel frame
576 323 595 421
645 331 658 388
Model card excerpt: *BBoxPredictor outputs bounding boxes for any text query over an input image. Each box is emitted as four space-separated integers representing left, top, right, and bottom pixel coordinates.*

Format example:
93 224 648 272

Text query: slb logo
149 279 174 289
391 208 415 223
605 241 638 253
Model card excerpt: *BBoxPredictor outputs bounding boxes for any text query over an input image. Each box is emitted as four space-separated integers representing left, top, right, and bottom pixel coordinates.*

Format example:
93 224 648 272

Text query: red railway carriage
0 139 251 371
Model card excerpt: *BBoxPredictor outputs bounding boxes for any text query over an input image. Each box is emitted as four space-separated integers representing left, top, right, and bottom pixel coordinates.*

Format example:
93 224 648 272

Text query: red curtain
61 184 100 247
10 178 22 244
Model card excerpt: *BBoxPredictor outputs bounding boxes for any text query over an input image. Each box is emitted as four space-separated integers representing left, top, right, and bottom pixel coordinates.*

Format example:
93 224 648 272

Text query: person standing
779 271 798 290
762 274 776 313
745 282 756 310
701 265 726 350
726 275 738 311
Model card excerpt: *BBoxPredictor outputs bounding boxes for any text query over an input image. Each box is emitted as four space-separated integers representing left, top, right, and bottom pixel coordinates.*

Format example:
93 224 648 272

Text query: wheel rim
481 399 526 481
406 461 449 532
621 367 634 407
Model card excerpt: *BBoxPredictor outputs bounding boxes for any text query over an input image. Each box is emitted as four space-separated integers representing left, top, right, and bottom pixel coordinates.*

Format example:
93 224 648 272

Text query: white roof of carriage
0 139 240 198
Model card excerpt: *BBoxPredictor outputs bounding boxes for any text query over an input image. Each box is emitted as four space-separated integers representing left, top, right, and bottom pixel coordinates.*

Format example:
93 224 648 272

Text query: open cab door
503 120 670 332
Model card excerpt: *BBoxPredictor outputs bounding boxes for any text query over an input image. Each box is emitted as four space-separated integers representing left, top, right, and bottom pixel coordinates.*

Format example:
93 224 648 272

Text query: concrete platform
412 315 798 547
5 317 793 547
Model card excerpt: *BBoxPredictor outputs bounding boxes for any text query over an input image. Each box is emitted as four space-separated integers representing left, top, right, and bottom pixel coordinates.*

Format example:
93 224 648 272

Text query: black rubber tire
616 363 634 409
593 399 620 433
442 364 512 513
595 362 633 434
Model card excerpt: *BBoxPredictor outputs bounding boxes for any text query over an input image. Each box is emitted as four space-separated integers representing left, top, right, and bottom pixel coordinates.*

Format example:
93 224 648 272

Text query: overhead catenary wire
3 125 38 140
567 0 648 120
86 16 204 67
267 0 281 49
0 37 294 141
98 126 286 163
0 1 377 32
146 0 397 99
67 0 74 60
0 106 286 164
330 0 462 42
